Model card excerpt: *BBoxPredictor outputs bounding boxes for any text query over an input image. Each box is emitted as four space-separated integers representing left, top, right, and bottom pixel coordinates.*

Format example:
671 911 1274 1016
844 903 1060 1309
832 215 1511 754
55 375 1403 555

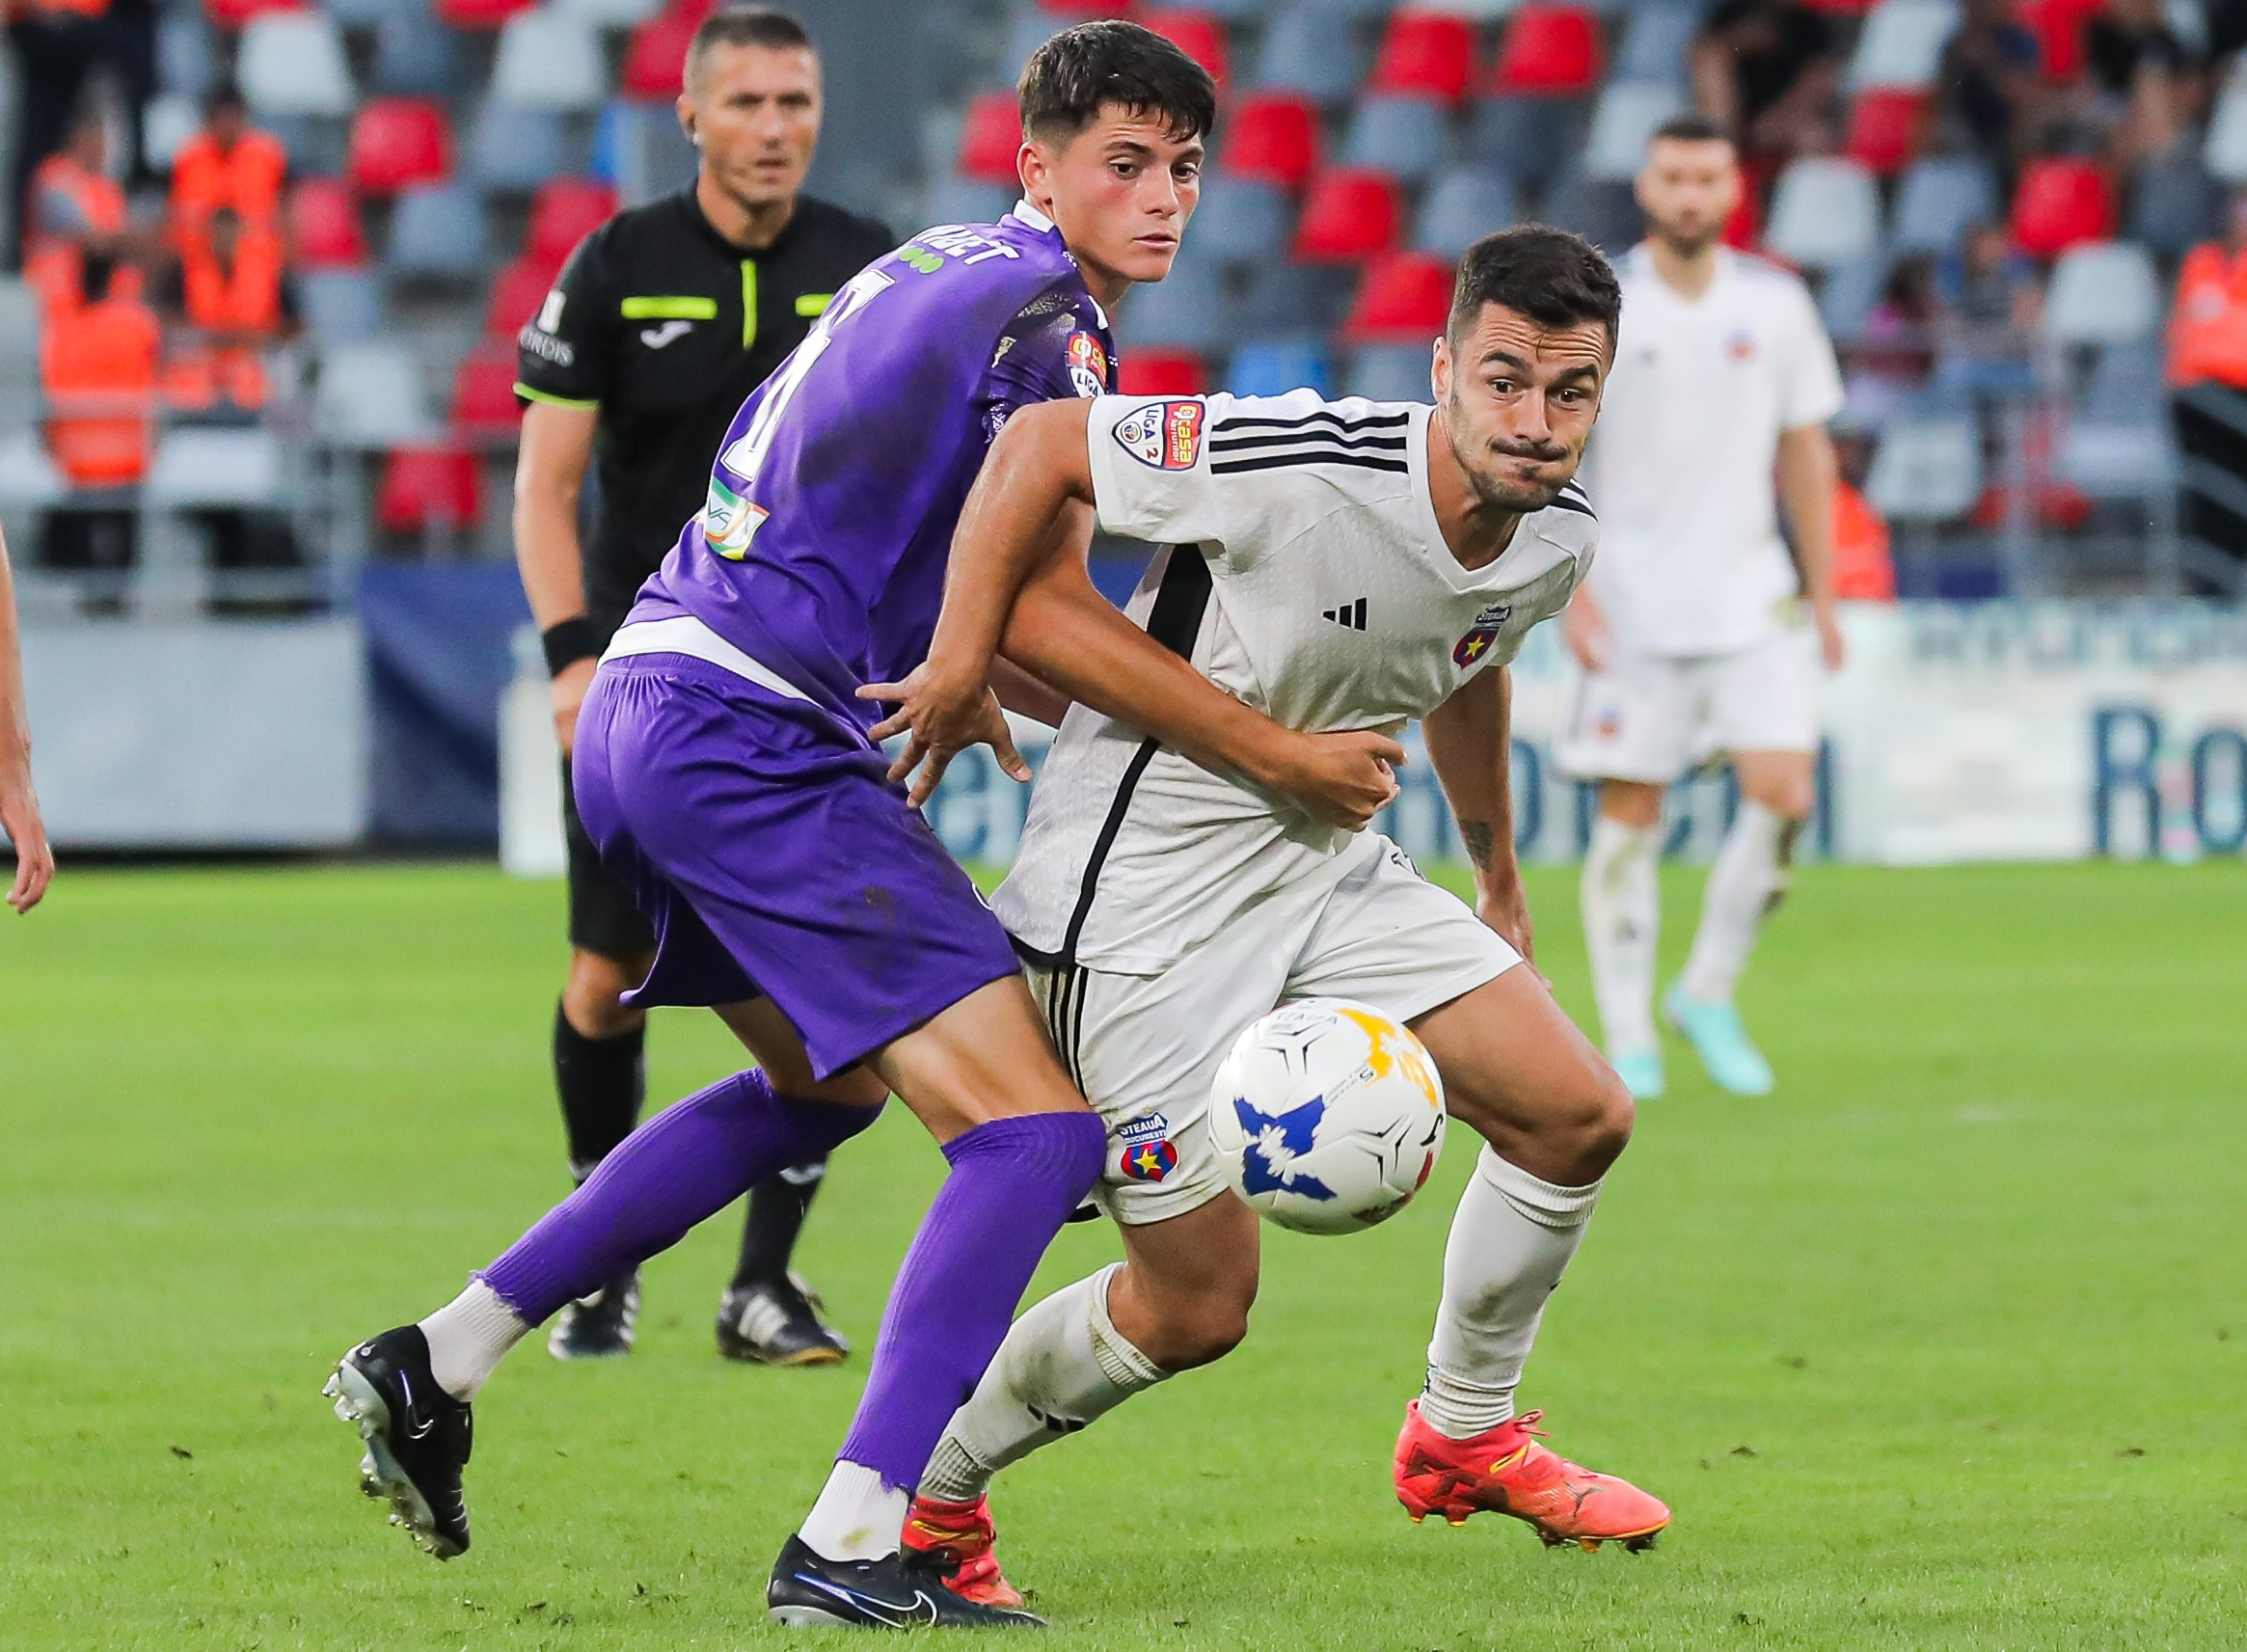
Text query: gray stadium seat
1846 0 1959 92
324 0 401 25
1615 3 1698 87
371 7 464 99
1191 176 1292 264
157 10 216 102
146 429 283 509
1115 254 1234 352
1819 251 1895 344
1348 342 1435 401
466 104 573 195
0 277 40 436
1229 339 1335 398
2128 155 2220 257
920 176 1016 230
2060 419 2176 498
2041 242 2160 347
2205 81 2247 182
0 432 64 509
491 11 608 113
1580 81 1685 182
1865 416 1983 522
238 12 355 120
385 183 491 282
317 343 436 447
1764 156 1882 270
1467 97 1589 190
1004 10 1059 75
1252 7 1373 102
1414 167 1520 259
557 0 664 23
1342 95 1448 186
142 93 202 174
1236 262 1354 336
2081 344 2166 421
1544 173 1644 256
300 269 384 344
259 116 349 180
1891 157 1996 254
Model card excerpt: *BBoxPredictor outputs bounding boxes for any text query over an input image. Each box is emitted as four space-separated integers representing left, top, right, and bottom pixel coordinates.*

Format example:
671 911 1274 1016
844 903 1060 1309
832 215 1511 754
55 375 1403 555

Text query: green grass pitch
4 860 2244 1649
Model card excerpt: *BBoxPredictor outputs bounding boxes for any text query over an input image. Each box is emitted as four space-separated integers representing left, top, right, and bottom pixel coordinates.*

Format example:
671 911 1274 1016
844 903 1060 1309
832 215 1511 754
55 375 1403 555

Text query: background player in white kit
1560 114 1848 1101
868 229 1667 1604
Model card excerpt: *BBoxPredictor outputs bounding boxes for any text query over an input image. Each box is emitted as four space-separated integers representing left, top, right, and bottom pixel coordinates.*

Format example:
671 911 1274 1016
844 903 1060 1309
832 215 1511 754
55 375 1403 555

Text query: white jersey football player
864 228 1668 1604
1559 113 1847 1101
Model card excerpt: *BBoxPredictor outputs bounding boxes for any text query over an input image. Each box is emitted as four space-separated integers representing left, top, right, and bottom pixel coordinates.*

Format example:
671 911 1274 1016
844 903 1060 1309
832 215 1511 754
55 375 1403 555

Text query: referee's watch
541 616 603 677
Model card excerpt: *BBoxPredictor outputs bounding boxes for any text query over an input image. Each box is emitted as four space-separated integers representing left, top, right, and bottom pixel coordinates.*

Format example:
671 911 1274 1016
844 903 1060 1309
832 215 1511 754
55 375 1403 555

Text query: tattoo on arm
1458 820 1497 872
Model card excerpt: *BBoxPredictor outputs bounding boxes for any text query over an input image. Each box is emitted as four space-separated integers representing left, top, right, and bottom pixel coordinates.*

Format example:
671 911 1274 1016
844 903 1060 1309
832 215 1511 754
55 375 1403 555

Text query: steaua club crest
1117 1113 1178 1181
1067 331 1109 398
1451 602 1511 667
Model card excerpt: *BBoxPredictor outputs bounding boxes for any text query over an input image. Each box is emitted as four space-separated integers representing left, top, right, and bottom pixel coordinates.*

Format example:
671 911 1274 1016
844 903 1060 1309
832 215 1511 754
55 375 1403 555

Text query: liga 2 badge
1111 399 1205 471
1067 330 1109 398
703 475 769 561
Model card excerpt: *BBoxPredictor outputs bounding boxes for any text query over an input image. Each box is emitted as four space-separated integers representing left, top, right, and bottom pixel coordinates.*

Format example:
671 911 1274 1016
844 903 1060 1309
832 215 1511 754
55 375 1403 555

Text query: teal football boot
1663 985 1775 1096
1610 1050 1665 1102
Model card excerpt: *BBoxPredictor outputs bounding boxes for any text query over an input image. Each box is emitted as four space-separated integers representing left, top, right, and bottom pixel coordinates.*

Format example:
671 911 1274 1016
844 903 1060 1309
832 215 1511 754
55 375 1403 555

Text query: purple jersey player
324 23 1399 1631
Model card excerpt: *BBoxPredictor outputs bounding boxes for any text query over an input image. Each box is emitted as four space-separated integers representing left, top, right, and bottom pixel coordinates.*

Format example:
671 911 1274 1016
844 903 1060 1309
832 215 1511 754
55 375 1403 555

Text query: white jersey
994 389 1595 976
1585 245 1844 659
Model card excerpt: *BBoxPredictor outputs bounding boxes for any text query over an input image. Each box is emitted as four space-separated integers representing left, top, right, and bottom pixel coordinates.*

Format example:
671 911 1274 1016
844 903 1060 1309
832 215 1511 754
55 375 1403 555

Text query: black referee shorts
561 757 658 962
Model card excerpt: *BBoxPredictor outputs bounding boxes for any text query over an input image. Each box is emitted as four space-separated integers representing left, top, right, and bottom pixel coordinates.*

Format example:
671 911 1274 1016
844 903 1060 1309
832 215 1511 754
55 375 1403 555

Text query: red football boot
1394 1401 1669 1552
902 1493 1025 1608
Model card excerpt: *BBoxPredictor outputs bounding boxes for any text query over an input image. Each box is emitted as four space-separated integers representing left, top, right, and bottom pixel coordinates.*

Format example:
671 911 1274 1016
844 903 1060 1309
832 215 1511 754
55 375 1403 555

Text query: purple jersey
626 203 1116 732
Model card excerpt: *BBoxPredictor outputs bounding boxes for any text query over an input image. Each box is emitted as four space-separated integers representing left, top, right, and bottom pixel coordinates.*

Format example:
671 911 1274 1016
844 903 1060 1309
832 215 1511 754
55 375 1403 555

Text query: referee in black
511 5 892 1365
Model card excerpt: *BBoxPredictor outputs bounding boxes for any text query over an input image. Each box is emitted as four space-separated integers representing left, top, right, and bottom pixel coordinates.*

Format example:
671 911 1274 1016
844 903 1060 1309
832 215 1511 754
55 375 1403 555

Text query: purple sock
480 1070 880 1323
836 1110 1106 1490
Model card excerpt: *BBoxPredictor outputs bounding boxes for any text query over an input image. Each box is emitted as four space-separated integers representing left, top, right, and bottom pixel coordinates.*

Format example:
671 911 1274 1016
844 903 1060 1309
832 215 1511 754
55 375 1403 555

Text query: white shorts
1555 625 1821 784
1024 837 1520 1227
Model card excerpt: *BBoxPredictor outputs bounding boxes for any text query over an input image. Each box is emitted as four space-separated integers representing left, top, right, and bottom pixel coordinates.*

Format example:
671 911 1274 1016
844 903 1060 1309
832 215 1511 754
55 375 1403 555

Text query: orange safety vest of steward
22 152 127 316
41 294 159 488
170 129 288 227
164 222 284 410
2167 243 2247 390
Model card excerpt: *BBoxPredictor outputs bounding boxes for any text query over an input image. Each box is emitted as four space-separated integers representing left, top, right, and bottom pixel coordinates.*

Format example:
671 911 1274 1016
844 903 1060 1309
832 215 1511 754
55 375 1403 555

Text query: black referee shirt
515 187 894 636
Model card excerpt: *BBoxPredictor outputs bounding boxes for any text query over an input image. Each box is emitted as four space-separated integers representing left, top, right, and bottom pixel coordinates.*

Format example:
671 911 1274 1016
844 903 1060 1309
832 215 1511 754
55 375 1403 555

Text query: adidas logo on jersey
1322 598 1368 631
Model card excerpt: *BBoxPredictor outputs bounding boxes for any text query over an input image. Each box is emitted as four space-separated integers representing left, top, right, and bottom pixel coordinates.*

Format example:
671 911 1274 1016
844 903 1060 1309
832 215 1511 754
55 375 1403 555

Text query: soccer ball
1206 997 1448 1235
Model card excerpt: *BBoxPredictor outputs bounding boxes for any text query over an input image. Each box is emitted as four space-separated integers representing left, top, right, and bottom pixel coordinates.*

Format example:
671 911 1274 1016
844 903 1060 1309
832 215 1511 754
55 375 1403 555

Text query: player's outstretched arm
0 524 54 913
1422 664 1531 964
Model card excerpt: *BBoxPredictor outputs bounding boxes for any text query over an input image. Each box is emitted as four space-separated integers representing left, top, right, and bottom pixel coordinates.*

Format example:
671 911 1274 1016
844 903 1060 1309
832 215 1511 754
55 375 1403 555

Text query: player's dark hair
1448 226 1623 348
1017 21 1217 146
1651 111 1734 148
690 5 815 74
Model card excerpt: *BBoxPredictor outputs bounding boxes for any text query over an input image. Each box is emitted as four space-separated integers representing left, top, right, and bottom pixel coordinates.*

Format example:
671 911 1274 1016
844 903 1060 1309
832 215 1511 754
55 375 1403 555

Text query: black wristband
542 616 603 677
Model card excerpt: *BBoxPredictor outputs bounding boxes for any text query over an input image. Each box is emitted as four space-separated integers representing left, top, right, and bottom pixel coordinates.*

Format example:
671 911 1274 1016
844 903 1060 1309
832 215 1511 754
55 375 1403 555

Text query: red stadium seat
435 0 537 25
958 94 1023 185
1142 10 1230 95
1369 9 1478 104
450 347 525 441
377 447 484 534
348 98 452 198
527 178 618 266
1293 167 1405 263
485 254 557 338
2010 157 2113 257
289 177 366 269
1221 91 1320 190
1492 4 1604 96
1343 252 1454 341
1845 89 1923 176
1116 347 1207 396
2022 0 2098 82
204 0 301 24
623 8 702 100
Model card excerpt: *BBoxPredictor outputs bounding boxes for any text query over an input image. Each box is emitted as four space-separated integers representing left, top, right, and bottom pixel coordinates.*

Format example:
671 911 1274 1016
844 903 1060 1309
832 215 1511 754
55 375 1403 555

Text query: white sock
918 1263 1166 1503
799 1460 909 1562
1420 1147 1602 1440
417 1280 530 1402
1681 799 1794 1004
1581 815 1661 1057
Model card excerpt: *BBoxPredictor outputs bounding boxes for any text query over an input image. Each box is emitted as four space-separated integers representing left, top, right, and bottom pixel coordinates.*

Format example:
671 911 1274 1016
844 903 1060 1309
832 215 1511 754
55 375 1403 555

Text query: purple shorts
570 652 1023 1080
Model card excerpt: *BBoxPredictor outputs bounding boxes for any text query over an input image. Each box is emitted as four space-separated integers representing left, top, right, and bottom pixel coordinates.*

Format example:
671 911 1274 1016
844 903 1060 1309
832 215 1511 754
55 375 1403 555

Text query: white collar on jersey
1010 199 1110 332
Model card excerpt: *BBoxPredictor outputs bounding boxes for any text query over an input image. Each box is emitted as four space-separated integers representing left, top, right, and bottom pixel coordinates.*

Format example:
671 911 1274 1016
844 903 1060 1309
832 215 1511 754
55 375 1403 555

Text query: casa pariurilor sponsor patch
1067 331 1109 398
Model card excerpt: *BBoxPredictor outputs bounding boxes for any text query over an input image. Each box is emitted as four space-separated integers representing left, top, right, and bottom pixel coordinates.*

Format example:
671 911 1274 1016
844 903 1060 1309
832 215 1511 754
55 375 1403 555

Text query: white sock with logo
417 1280 530 1402
799 1461 909 1562
917 1263 1166 1503
1681 800 1794 1004
1581 815 1662 1057
1420 1147 1603 1440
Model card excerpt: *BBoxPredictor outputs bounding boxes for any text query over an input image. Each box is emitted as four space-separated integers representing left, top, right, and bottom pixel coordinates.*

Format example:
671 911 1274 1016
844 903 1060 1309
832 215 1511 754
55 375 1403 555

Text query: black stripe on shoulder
1543 491 1597 519
1209 450 1412 476
1208 429 1410 455
1215 408 1412 435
